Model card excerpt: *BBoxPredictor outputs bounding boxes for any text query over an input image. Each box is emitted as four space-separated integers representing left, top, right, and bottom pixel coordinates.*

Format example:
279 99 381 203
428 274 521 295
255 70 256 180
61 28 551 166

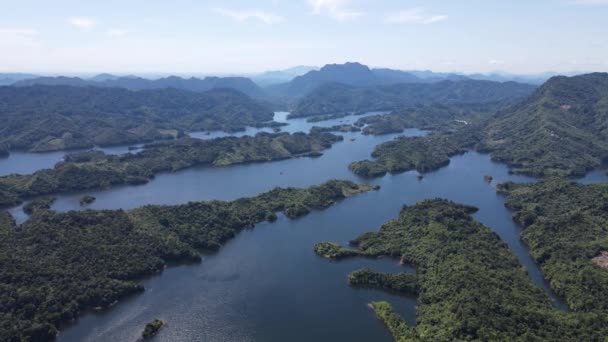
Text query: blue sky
1 0 607 75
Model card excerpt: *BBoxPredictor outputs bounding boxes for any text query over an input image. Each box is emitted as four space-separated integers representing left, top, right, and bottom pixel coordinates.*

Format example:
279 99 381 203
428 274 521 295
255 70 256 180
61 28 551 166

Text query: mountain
0 85 274 152
0 73 39 86
291 79 537 117
371 68 422 83
14 75 266 98
269 62 379 97
480 72 608 177
254 66 318 86
89 73 120 82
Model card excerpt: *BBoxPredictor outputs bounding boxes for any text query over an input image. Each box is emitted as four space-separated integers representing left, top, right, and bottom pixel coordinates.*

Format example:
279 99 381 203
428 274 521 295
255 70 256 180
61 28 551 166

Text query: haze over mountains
0 62 563 95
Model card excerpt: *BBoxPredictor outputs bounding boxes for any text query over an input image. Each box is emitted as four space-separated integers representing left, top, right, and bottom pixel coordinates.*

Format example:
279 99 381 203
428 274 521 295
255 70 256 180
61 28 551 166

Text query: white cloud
215 8 285 24
107 29 129 37
308 0 364 20
385 8 447 24
68 17 97 31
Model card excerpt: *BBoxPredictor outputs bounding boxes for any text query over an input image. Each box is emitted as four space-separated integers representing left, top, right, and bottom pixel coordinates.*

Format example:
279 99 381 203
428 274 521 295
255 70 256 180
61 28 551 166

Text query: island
0 131 342 206
142 319 164 339
79 195 96 206
315 199 608 340
0 180 378 341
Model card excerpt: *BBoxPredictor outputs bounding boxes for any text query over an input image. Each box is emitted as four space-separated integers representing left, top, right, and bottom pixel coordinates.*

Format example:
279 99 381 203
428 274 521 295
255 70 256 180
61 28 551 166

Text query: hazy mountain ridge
0 85 274 152
14 75 266 99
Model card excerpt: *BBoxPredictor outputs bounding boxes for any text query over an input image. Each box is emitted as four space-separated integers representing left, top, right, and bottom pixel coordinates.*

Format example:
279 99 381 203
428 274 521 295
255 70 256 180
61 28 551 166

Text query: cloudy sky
1 0 607 74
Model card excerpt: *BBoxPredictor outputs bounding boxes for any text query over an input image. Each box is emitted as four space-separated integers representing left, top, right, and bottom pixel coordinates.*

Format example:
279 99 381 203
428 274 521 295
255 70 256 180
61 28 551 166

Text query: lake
2 112 605 341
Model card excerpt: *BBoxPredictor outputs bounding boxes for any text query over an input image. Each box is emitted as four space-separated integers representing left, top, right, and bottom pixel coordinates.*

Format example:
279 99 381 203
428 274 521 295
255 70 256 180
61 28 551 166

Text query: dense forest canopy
480 72 608 176
315 199 608 340
499 179 608 312
0 180 376 341
0 85 274 152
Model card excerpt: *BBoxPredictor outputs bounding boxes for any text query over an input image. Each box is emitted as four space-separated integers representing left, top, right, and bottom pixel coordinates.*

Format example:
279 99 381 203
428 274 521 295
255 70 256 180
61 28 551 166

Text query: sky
0 0 607 75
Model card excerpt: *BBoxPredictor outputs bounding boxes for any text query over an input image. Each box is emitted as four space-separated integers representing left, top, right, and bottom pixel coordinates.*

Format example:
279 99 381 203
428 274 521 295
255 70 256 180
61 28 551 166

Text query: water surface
3 112 606 341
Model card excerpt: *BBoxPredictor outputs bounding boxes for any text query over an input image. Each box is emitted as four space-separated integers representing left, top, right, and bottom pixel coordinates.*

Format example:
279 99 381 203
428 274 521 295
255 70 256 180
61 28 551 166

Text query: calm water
2 112 606 341
0 144 143 176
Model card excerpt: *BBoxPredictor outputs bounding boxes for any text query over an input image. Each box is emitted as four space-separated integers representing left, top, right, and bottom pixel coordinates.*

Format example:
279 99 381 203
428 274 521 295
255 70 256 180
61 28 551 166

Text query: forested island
0 180 377 341
315 199 608 340
0 131 341 206
0 85 274 152
349 125 481 177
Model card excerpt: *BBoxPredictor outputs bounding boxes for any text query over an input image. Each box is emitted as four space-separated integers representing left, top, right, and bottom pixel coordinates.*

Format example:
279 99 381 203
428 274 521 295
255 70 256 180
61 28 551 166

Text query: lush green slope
354 103 497 135
0 131 341 206
0 85 274 152
349 125 482 177
316 199 608 341
480 73 608 177
0 180 376 341
499 179 608 312
290 80 535 118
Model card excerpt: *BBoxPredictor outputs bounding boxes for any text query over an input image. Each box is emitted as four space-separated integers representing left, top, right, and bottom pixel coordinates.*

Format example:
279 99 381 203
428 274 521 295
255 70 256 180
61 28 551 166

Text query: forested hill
291 79 536 118
13 75 266 99
480 72 608 176
0 85 274 152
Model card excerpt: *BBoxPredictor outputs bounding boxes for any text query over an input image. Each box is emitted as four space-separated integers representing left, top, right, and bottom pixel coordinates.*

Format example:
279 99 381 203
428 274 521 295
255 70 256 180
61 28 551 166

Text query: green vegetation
369 301 415 342
317 199 608 340
310 125 361 133
349 126 482 177
0 85 274 152
22 196 56 215
291 80 535 118
0 180 376 341
352 73 608 178
313 242 361 259
480 73 608 177
499 179 608 312
79 195 96 206
305 112 352 122
142 319 164 339
354 103 497 136
348 268 418 295
0 131 341 205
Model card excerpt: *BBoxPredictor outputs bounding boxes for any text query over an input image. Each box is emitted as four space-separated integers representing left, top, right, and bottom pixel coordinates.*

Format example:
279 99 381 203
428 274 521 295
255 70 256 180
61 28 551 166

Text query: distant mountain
89 73 120 82
291 79 537 117
14 75 266 98
0 73 39 86
480 72 608 176
254 66 318 86
0 85 274 152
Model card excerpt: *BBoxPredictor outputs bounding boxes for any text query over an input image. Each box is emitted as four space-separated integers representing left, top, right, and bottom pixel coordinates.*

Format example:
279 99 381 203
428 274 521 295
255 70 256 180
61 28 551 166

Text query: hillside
480 73 608 176
14 75 265 98
0 85 274 152
291 79 536 118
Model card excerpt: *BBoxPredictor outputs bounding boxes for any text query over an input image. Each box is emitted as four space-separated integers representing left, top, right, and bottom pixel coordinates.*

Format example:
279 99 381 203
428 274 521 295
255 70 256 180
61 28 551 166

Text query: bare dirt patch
592 251 608 269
